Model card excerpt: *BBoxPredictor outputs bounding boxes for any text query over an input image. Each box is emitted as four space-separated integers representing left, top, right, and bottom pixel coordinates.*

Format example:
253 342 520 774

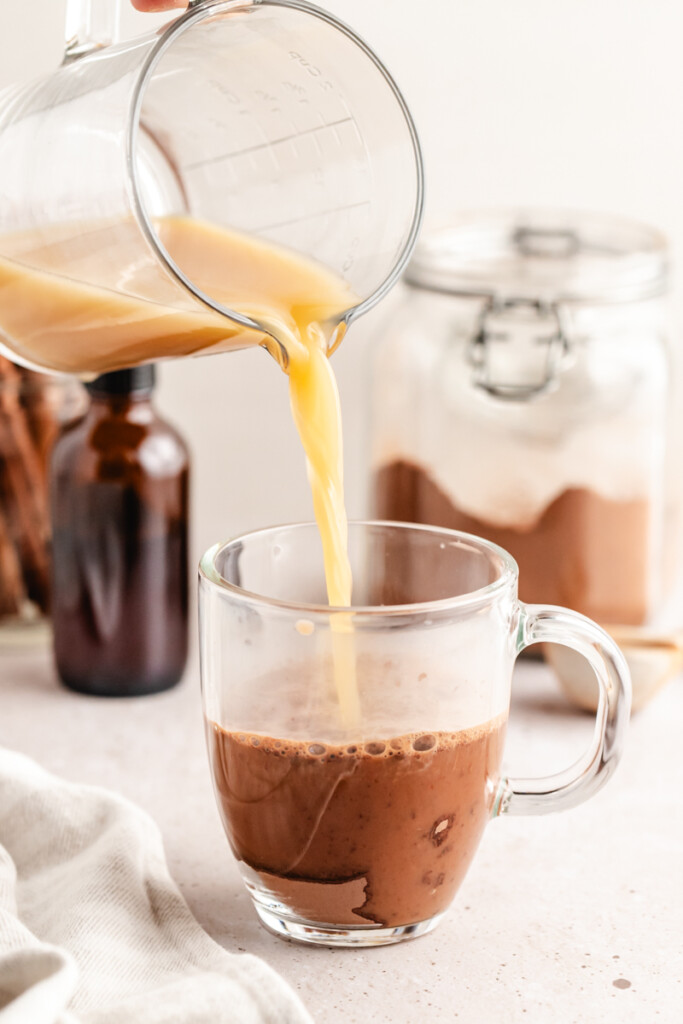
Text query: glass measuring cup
0 0 423 375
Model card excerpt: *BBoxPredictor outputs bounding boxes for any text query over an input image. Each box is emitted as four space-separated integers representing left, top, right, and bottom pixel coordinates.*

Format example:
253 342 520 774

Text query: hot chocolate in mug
199 521 631 947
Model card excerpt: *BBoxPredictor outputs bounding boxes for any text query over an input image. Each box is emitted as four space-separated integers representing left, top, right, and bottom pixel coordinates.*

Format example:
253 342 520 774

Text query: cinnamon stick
18 365 61 472
0 485 25 617
0 355 51 615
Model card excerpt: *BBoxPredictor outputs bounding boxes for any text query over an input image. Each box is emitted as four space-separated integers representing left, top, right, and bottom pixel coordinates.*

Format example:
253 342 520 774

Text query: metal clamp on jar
371 210 674 632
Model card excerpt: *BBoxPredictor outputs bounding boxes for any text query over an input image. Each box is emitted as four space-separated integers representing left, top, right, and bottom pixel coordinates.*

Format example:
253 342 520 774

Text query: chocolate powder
374 459 650 625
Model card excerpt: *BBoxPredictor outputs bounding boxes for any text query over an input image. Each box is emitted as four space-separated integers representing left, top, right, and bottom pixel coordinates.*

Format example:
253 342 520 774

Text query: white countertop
1 643 681 1024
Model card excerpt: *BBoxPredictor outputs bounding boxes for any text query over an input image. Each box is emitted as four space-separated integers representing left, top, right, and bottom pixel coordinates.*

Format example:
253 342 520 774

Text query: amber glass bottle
50 366 189 696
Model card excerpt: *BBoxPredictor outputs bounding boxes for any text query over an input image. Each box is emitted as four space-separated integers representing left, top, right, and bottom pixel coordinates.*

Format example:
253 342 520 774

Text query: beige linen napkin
0 747 313 1024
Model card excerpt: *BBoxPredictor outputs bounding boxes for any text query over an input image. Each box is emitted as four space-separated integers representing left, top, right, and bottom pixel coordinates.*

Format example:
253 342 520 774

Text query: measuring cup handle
64 0 122 62
493 603 632 817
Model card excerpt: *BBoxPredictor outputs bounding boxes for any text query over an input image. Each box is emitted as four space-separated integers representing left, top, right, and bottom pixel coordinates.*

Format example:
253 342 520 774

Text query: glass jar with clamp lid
371 210 675 632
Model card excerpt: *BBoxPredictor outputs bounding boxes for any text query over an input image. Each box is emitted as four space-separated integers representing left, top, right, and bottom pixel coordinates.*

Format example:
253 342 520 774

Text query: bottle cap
86 365 156 396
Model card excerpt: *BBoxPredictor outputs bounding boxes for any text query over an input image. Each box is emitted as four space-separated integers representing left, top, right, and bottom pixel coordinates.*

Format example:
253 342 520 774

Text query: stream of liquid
0 216 360 723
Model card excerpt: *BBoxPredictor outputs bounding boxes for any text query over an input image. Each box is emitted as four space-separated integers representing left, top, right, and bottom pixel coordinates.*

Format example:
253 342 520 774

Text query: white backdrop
1 0 682 564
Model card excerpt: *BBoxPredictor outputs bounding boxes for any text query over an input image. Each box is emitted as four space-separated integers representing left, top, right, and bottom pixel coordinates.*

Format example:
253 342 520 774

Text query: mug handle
493 604 632 817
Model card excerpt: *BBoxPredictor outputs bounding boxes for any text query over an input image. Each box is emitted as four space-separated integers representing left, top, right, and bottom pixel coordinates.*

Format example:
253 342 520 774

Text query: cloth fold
0 747 313 1024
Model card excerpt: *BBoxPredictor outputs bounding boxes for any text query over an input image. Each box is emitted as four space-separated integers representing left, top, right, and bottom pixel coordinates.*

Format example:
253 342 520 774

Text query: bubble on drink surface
412 734 436 751
364 741 386 755
308 743 326 755
250 736 261 746
295 619 315 636
346 745 358 754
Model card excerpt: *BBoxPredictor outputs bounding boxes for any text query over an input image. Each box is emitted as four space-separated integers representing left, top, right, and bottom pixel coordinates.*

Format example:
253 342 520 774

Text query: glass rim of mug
199 520 519 618
126 0 425 346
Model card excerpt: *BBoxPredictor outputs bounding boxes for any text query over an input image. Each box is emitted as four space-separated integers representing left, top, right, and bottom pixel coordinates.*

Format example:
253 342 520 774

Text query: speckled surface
1 644 681 1023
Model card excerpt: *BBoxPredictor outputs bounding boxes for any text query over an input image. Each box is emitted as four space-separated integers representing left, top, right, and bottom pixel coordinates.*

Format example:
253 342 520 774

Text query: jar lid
405 210 669 304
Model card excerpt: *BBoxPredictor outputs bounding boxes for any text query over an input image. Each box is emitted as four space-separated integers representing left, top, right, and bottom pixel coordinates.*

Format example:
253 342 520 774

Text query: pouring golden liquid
0 216 360 723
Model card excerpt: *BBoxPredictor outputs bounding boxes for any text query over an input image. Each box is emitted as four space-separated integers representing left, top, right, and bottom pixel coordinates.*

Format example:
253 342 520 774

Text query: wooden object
0 355 53 618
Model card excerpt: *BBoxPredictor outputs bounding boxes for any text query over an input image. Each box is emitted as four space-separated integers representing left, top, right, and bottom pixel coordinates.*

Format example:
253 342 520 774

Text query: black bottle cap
86 365 156 396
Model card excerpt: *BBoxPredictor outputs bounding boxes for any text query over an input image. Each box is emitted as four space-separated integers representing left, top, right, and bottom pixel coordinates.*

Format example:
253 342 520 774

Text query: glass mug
199 522 631 947
0 0 422 376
